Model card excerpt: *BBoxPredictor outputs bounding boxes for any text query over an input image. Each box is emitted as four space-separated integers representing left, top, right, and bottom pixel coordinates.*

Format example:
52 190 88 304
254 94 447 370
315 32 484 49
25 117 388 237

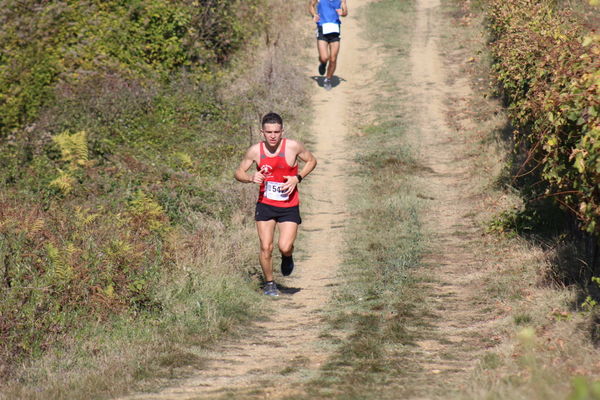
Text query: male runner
234 113 317 296
309 0 348 90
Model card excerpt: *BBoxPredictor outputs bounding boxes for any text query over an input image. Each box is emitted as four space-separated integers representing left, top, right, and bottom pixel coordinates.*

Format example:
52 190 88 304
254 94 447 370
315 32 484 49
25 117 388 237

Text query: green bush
486 0 600 236
0 0 263 139
0 0 265 378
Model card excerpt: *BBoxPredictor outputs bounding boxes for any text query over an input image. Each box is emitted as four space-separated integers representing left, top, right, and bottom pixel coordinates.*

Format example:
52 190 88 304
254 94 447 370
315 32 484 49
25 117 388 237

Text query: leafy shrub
0 0 265 379
486 0 600 237
0 0 263 140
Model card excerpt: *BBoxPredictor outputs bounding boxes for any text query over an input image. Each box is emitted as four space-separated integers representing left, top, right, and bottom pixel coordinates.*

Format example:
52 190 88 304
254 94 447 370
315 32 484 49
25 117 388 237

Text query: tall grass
0 0 312 398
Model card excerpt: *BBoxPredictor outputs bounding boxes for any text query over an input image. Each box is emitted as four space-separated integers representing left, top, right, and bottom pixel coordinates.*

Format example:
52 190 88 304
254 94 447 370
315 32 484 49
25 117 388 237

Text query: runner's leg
278 221 299 256
257 220 277 282
317 39 329 65
326 41 341 79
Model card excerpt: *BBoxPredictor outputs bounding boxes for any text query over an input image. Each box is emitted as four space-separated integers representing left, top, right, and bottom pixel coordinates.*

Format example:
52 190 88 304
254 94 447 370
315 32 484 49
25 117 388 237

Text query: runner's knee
278 242 293 255
260 243 274 255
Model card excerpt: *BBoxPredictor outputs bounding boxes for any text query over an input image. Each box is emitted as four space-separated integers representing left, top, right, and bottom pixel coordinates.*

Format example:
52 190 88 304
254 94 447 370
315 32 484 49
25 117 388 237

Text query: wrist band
296 174 303 183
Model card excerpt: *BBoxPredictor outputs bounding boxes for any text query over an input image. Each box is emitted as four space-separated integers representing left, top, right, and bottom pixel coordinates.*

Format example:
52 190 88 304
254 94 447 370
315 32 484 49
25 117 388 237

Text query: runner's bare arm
296 145 317 180
282 141 317 194
309 0 319 22
234 145 264 184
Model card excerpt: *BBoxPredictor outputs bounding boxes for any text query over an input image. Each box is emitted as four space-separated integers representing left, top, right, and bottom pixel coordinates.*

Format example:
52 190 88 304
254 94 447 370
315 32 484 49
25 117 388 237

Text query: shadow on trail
310 75 345 89
277 283 302 295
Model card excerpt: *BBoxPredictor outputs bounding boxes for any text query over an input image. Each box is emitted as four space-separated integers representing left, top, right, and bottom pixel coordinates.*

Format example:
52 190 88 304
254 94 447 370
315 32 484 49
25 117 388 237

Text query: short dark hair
261 112 283 127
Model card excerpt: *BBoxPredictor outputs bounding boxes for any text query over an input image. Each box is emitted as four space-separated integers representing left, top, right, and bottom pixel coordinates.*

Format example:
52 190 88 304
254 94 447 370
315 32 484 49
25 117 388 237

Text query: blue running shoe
263 281 279 297
281 255 294 276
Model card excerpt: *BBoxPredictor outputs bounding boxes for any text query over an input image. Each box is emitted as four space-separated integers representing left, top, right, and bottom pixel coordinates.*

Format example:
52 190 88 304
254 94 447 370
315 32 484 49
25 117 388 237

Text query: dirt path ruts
115 1 376 399
406 0 497 392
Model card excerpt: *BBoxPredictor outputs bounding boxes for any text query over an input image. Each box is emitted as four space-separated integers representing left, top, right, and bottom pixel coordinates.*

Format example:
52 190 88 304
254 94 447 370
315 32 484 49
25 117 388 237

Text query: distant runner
235 113 317 296
309 0 348 90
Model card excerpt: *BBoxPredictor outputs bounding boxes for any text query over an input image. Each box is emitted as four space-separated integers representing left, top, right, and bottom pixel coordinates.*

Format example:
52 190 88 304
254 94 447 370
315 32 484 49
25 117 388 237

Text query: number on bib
265 181 289 201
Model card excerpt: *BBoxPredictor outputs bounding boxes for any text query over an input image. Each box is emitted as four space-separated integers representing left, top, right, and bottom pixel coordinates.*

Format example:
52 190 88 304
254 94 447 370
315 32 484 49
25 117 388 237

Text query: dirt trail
116 0 497 397
406 0 497 391
116 1 376 399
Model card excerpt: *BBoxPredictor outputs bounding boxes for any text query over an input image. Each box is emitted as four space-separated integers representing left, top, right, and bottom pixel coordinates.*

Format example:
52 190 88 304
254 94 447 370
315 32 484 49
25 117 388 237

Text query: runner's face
261 123 283 148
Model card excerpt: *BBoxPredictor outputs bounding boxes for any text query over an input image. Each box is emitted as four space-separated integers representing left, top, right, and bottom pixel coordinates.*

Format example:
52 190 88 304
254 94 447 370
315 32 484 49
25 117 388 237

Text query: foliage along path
117 0 505 397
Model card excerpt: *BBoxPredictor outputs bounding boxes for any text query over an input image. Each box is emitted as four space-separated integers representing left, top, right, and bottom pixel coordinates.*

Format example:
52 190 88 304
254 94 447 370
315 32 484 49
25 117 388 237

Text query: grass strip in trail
301 1 431 398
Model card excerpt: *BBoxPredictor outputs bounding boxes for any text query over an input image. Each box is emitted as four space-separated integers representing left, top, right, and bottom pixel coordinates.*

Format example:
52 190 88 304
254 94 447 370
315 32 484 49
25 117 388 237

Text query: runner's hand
282 175 299 194
252 171 266 184
313 14 320 23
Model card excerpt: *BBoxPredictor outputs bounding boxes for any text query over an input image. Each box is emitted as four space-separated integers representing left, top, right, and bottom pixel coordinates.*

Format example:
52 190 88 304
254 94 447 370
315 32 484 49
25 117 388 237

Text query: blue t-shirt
317 0 342 25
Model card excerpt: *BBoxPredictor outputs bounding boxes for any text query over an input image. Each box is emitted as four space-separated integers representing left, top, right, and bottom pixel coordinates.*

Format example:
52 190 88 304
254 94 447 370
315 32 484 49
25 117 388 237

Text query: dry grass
1 213 263 399
222 0 314 144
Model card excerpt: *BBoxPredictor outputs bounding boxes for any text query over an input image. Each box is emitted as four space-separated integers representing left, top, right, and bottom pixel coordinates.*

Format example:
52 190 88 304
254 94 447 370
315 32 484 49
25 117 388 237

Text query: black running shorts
255 202 302 224
316 24 341 42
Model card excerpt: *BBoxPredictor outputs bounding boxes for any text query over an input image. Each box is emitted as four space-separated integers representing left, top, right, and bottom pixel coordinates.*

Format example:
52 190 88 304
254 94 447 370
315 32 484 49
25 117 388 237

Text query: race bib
322 22 340 34
265 181 289 201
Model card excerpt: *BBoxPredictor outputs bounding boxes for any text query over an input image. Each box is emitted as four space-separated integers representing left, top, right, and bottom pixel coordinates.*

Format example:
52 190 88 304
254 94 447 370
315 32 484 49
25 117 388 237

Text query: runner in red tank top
235 113 317 296
257 138 300 207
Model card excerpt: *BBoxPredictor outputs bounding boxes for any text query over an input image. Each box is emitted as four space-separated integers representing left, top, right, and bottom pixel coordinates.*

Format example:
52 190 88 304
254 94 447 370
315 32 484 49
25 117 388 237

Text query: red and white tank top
257 138 299 207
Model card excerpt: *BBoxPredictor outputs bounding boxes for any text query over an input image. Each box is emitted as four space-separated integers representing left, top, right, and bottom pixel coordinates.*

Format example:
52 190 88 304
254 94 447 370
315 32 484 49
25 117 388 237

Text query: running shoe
281 255 294 276
263 281 279 297
318 62 327 76
323 78 332 91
